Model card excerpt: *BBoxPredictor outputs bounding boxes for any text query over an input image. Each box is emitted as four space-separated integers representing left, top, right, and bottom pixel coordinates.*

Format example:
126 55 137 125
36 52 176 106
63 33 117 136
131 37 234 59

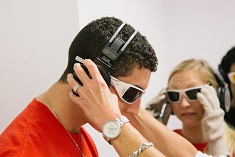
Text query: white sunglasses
111 76 146 104
167 85 204 103
228 72 235 84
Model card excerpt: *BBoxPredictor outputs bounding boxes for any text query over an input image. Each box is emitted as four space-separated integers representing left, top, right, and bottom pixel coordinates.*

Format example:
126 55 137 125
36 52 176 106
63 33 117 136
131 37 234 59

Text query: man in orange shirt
0 16 158 157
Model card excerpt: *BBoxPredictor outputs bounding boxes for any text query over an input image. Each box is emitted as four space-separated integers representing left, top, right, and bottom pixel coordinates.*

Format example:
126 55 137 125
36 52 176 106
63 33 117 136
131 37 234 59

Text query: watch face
103 120 121 139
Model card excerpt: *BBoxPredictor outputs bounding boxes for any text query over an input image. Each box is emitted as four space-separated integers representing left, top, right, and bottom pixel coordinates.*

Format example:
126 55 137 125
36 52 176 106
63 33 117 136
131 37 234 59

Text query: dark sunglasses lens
185 88 201 100
122 87 143 103
167 92 180 102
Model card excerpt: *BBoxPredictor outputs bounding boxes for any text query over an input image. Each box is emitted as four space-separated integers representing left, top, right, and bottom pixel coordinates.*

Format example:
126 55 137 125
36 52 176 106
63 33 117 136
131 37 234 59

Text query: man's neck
37 81 86 133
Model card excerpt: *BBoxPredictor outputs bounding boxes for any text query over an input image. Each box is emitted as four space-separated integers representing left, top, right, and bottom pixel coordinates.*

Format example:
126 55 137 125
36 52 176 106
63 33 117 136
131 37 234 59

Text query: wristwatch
102 116 129 143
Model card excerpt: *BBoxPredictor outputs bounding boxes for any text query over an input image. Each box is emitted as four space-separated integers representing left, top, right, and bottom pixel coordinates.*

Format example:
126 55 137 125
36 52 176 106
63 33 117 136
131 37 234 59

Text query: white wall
165 0 235 70
0 0 78 137
1 0 235 157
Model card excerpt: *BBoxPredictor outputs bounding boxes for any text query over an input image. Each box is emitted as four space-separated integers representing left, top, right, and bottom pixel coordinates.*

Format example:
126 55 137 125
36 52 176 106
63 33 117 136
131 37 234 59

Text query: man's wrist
102 116 129 143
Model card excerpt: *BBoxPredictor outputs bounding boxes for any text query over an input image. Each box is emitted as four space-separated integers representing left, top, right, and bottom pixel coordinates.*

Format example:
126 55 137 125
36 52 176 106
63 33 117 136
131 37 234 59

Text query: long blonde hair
225 123 235 156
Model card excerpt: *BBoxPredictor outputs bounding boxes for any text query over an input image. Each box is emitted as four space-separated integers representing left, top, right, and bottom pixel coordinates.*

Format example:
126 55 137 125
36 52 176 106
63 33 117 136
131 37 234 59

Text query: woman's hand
145 88 171 125
197 84 229 156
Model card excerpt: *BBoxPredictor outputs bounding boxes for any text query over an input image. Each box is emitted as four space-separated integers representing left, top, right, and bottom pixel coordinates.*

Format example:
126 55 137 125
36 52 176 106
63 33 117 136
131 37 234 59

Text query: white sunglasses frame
167 85 204 103
228 72 235 84
110 76 146 104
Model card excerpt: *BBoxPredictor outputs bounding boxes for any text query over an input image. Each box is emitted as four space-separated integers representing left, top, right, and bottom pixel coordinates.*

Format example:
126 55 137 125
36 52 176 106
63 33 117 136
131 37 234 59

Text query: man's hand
67 60 122 132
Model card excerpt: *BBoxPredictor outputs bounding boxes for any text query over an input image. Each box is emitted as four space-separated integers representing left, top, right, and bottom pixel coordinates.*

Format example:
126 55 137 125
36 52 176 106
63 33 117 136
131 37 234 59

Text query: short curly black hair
218 46 235 99
59 17 158 83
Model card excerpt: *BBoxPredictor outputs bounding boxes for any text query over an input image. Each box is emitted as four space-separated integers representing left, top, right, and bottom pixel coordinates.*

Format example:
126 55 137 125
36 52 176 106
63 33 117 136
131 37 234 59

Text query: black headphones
94 22 138 73
72 22 138 96
218 47 235 102
209 65 231 113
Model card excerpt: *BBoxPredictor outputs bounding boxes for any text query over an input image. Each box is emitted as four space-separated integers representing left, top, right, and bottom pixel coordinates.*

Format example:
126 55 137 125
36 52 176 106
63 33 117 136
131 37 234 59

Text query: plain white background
1 0 235 156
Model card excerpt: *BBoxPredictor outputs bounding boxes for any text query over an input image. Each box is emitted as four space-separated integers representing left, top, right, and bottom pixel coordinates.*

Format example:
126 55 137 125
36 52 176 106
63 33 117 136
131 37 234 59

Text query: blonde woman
146 59 230 156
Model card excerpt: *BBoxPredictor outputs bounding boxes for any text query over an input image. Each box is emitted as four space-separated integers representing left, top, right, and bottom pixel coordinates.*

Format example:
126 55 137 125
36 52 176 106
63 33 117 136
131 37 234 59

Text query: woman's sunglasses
111 76 146 104
167 85 204 103
228 72 235 84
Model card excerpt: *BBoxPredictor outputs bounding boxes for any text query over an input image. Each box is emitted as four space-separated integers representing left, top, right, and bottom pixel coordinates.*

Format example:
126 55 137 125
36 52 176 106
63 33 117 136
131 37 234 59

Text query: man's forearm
128 107 198 157
110 122 165 157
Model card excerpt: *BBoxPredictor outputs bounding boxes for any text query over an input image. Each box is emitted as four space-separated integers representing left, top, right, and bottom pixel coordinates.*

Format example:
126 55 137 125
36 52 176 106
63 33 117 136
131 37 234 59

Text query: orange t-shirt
174 129 207 152
0 99 99 157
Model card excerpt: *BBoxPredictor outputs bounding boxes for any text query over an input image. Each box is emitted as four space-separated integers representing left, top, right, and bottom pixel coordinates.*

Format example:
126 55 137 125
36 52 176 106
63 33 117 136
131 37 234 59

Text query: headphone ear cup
97 65 111 87
218 86 225 111
210 64 231 113
218 63 233 100
72 64 111 96
217 83 231 113
73 64 91 87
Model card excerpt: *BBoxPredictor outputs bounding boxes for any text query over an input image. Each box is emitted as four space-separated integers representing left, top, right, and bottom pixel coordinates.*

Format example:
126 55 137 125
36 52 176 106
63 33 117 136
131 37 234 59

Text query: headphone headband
109 22 126 43
94 22 138 70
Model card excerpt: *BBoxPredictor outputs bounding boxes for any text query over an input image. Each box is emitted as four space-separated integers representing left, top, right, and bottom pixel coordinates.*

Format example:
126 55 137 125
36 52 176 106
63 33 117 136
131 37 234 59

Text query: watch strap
116 116 129 127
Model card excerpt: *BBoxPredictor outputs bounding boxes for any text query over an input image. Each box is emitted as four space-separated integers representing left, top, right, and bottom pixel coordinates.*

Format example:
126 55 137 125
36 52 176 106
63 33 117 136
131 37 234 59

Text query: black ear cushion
72 64 111 96
217 84 231 113
218 64 233 100
97 65 111 87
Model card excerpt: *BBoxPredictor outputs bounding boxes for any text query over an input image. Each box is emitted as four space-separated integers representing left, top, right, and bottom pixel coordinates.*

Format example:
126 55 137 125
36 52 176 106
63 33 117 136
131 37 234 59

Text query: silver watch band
116 116 129 127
